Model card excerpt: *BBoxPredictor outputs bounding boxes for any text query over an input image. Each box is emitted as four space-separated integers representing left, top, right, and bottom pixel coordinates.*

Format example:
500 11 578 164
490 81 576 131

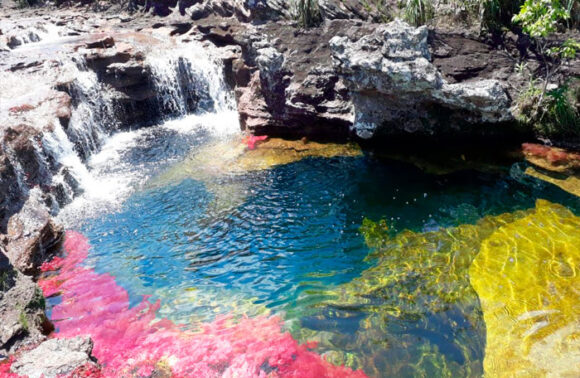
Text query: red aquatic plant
242 135 268 150
34 231 365 378
0 357 19 378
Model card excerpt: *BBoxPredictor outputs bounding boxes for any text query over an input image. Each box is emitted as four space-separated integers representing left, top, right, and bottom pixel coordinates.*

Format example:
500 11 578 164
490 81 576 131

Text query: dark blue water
77 152 579 377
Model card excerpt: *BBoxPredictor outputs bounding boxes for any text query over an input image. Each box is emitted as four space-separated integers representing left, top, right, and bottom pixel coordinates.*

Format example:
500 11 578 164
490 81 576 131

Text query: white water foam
56 109 239 227
2 31 240 226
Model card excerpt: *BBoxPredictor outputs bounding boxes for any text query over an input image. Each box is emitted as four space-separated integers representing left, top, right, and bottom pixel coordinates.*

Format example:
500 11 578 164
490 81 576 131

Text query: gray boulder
330 19 513 139
11 337 98 378
0 252 52 358
4 188 64 276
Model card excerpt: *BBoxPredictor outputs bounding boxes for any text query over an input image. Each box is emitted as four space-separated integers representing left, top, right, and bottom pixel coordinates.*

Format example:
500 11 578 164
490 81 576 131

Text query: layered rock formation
330 20 512 139
3 188 63 276
0 252 53 358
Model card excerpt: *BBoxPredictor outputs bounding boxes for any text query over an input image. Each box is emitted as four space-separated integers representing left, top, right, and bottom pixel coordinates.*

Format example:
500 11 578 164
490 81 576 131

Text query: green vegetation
18 311 29 331
512 0 579 138
16 0 41 8
518 80 580 137
401 0 434 26
479 0 525 31
292 0 322 28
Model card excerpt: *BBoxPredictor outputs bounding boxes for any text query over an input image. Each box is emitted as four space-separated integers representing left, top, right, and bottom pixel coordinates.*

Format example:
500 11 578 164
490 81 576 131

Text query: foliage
292 0 322 28
512 0 578 137
480 0 525 31
512 0 570 37
548 37 580 59
401 0 434 26
517 80 580 138
541 84 580 136
18 311 29 331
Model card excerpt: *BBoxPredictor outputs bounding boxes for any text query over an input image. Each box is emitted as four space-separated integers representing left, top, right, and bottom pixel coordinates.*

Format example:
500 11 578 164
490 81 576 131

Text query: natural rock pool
37 114 580 377
1 10 579 377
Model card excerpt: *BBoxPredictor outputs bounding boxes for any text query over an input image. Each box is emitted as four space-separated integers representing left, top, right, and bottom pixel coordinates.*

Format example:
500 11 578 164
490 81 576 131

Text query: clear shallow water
57 130 580 376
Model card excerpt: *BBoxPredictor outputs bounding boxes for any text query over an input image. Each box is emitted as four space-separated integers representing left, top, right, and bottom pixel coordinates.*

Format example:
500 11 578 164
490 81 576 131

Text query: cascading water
61 56 118 161
54 43 240 225
1 23 239 224
147 46 237 121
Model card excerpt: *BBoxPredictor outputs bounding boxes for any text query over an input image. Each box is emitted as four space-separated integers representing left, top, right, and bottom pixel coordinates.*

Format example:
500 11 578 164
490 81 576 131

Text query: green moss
19 311 29 331
26 287 46 311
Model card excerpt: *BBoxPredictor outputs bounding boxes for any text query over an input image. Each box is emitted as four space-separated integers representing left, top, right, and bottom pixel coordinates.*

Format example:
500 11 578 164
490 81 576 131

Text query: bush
481 0 525 32
401 0 434 26
16 0 42 7
517 80 580 138
293 0 322 28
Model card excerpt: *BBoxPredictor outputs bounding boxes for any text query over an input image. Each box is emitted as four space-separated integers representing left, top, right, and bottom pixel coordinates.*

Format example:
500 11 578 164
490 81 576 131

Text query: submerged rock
470 200 580 377
11 336 98 378
523 143 580 197
523 143 580 174
4 188 64 276
153 136 361 184
330 19 513 139
304 207 530 376
150 136 361 214
525 166 580 198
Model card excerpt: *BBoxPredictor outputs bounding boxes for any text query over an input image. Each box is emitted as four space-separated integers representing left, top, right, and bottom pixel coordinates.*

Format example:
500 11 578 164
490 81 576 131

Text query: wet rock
0 146 20 233
2 125 50 190
522 143 580 198
54 91 72 128
84 35 115 49
104 61 150 88
4 188 64 276
522 143 580 174
11 337 98 378
0 253 53 357
230 20 365 139
330 19 513 139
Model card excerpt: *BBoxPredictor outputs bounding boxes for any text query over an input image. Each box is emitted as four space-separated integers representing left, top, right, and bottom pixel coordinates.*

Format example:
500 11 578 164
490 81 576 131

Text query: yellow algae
305 209 532 376
155 285 269 327
151 137 361 187
148 137 361 213
340 209 530 314
469 199 580 377
526 166 580 198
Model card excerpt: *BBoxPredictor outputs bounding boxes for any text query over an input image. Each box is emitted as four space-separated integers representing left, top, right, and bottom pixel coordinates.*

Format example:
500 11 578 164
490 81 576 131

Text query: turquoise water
73 144 579 376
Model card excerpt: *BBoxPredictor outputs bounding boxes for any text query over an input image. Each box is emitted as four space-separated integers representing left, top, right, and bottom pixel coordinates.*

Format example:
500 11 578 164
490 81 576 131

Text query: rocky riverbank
1 0 579 374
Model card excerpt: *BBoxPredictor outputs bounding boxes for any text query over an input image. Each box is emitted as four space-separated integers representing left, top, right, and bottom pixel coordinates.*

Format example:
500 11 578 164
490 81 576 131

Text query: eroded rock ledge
330 20 512 139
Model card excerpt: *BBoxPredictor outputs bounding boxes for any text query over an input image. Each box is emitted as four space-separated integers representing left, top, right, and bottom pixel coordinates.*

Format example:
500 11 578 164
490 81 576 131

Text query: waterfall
147 46 237 119
50 43 240 225
5 20 62 49
1 36 240 225
62 57 118 161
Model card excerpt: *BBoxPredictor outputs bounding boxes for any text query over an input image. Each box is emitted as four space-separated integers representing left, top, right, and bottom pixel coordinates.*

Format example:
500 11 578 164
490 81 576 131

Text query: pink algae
36 231 366 378
242 135 268 150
